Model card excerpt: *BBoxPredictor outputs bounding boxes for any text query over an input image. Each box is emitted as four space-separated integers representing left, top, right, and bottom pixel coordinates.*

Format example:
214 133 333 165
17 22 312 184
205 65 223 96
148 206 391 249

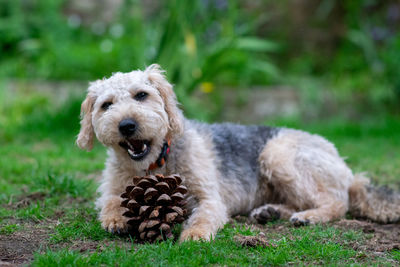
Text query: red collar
148 140 171 171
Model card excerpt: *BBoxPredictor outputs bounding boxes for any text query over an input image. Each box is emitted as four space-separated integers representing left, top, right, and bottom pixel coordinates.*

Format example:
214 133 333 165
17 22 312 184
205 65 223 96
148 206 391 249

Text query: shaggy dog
77 64 400 241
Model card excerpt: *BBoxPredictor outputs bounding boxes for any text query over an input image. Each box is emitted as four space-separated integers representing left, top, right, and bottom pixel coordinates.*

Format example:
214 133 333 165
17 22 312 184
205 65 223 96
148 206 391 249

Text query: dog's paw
251 206 281 224
289 211 312 227
101 214 129 234
290 217 310 227
179 227 212 242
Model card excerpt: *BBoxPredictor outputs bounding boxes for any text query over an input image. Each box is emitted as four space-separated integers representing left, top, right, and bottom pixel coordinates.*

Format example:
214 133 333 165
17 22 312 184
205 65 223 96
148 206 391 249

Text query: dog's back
188 121 280 214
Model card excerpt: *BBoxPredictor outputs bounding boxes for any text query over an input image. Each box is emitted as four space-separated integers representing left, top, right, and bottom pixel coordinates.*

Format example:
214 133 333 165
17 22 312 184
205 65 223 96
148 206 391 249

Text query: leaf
249 60 281 79
235 37 278 52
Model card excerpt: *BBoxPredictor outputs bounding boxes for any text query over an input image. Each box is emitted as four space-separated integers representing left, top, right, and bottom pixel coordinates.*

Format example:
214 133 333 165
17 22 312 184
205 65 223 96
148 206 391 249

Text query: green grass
392 250 400 261
1 88 400 266
0 224 20 235
50 208 114 243
33 225 364 266
32 224 393 266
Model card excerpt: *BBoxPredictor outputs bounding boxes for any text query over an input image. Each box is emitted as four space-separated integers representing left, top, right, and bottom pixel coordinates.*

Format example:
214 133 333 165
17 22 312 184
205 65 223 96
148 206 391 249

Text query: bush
0 0 280 119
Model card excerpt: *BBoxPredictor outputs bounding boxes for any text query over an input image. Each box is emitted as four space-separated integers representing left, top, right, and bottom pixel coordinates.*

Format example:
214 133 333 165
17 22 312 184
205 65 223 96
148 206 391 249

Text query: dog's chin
118 139 151 161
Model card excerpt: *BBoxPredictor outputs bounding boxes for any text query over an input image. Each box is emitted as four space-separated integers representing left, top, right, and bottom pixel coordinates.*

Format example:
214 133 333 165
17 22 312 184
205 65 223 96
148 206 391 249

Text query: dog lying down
76 64 400 241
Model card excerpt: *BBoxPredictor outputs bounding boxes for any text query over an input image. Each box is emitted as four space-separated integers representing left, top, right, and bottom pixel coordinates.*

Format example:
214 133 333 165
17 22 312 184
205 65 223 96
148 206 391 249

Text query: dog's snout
119 119 137 137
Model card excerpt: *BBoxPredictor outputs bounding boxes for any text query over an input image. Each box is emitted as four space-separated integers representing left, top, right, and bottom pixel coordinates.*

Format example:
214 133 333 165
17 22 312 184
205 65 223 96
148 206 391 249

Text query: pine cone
120 174 188 242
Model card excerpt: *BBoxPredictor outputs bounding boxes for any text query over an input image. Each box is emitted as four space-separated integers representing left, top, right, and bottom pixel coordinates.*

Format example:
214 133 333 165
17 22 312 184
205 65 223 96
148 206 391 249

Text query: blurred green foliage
1 0 399 118
0 0 278 117
335 1 400 107
278 0 400 112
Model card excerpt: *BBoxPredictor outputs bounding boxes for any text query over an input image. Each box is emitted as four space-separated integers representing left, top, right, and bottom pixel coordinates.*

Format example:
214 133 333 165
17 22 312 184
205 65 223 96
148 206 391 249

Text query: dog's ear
146 64 184 138
76 93 95 151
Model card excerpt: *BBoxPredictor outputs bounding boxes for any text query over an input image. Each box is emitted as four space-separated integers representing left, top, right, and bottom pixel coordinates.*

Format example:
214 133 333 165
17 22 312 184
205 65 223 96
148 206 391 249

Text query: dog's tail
348 173 400 223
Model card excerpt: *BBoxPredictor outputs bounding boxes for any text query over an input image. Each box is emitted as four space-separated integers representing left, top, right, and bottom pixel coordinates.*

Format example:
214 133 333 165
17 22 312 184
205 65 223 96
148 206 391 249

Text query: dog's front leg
180 194 228 242
97 195 129 234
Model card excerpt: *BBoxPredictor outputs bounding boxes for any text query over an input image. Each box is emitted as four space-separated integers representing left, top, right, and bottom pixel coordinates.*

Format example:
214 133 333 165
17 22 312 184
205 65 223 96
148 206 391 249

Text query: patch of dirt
234 233 276 248
63 238 133 253
0 224 49 265
7 192 47 208
0 221 134 266
231 215 292 236
334 219 400 252
68 240 102 253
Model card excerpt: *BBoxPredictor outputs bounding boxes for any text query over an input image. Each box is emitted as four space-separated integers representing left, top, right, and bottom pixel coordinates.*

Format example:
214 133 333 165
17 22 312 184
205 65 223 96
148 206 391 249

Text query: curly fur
77 64 400 241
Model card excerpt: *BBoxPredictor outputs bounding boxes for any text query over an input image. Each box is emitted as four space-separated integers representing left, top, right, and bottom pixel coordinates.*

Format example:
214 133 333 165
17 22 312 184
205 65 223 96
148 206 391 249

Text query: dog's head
76 64 183 168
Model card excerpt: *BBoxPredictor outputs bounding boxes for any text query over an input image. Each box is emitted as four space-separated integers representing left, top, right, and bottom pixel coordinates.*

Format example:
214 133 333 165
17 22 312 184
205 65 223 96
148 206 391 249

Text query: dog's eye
134 92 148 101
101 101 113 110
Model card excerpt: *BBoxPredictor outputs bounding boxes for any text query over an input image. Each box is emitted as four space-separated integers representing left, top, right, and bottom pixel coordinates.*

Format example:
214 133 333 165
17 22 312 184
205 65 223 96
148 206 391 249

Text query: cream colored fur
77 64 392 242
254 129 353 224
76 65 228 240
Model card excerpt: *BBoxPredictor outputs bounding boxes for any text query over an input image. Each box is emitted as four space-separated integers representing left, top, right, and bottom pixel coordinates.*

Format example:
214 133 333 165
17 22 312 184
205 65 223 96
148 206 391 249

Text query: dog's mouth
119 139 151 161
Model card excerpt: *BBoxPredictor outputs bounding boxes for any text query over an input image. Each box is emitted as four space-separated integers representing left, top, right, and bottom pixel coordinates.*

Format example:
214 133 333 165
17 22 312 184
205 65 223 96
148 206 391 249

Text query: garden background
1 0 400 265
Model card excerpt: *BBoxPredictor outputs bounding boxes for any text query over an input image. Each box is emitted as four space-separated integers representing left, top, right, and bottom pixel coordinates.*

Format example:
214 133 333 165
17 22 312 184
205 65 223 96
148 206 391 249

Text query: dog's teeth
127 142 134 150
128 149 136 156
126 141 149 159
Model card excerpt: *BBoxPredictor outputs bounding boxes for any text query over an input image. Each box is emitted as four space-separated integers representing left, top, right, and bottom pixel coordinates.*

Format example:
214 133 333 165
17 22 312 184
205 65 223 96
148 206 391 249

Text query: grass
1 87 400 266
30 224 393 266
0 224 20 235
49 208 114 243
32 224 365 266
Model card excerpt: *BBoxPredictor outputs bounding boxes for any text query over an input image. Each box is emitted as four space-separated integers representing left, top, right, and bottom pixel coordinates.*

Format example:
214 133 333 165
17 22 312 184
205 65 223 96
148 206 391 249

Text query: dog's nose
119 119 137 137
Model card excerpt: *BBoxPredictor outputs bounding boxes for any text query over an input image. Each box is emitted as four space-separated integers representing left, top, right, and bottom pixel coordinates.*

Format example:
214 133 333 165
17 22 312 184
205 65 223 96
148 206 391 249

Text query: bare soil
0 221 133 266
0 223 49 266
335 219 400 252
11 192 47 209
234 233 276 248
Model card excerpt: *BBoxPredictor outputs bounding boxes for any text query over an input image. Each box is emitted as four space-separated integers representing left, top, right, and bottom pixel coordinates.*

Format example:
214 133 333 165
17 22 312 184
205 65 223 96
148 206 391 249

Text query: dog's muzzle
118 118 151 161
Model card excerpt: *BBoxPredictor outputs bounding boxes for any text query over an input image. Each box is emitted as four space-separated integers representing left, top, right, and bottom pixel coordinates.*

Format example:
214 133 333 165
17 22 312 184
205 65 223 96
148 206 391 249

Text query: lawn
1 86 400 266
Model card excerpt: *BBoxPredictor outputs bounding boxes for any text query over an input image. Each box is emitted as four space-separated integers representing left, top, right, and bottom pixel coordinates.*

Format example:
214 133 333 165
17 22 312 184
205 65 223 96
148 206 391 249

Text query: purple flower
370 27 390 42
387 4 400 23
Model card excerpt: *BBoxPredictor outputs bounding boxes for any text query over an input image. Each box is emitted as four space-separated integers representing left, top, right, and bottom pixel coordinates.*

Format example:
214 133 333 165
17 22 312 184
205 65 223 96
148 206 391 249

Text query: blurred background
1 0 400 139
1 0 400 228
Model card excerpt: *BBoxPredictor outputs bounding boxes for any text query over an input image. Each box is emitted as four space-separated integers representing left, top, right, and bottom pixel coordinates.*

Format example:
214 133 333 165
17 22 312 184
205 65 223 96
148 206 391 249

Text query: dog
77 64 400 241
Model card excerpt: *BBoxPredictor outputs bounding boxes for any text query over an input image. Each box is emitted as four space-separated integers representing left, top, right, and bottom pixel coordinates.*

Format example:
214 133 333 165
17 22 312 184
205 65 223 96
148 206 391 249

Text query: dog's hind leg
289 201 348 226
257 129 353 225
